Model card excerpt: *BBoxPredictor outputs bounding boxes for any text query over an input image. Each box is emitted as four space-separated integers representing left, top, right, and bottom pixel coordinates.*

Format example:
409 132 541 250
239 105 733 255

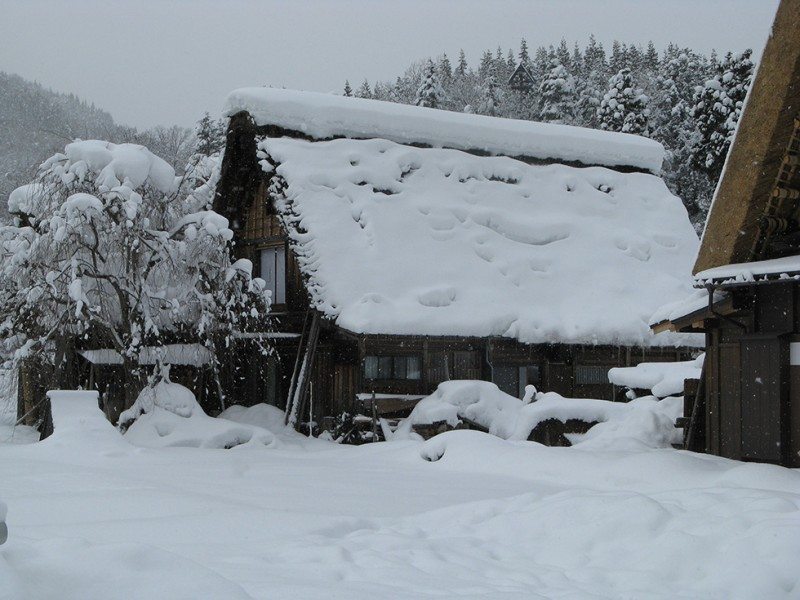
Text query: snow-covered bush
0 140 270 408
121 379 276 449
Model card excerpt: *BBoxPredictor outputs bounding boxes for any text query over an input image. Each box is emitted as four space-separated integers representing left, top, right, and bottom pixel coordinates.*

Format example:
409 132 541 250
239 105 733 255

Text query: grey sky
0 0 779 129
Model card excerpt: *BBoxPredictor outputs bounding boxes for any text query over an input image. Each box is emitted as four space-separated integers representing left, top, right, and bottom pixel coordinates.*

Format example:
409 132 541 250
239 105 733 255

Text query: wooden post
371 391 377 442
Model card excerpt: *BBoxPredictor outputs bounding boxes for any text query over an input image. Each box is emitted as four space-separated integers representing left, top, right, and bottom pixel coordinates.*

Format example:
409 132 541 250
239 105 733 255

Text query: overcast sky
0 0 780 129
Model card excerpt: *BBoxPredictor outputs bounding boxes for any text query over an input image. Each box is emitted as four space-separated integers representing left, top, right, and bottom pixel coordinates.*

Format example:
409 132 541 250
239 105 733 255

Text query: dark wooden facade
214 119 695 432
654 0 800 467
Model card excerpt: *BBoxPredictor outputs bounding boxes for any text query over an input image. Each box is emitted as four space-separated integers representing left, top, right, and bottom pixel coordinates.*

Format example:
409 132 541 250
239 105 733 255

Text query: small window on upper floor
260 246 286 304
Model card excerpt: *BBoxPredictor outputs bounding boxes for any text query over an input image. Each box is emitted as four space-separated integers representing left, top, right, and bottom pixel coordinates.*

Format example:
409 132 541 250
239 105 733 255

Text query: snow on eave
224 87 665 174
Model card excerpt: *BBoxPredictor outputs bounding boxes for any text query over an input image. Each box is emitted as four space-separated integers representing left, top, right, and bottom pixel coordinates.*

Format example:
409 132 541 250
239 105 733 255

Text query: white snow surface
649 288 728 325
397 380 682 448
263 136 701 346
2 390 799 599
695 254 800 284
608 354 704 398
225 87 665 172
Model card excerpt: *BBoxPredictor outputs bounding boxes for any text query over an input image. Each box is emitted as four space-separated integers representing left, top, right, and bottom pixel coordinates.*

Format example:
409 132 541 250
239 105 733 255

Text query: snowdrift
398 380 682 450
121 382 277 450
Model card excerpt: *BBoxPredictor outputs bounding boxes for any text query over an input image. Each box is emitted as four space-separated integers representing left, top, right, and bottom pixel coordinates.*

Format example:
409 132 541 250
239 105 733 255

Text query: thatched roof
694 0 800 273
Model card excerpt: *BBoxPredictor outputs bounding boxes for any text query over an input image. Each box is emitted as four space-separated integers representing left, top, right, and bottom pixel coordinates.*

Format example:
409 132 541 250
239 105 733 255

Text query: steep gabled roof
224 87 664 173
694 0 800 273
260 134 699 347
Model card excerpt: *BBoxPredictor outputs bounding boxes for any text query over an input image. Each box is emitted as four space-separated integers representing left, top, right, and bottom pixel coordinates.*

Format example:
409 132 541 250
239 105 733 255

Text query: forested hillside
344 39 754 228
0 72 207 218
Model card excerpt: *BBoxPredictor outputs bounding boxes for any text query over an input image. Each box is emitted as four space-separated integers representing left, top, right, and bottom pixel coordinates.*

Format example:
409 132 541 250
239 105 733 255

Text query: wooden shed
652 0 800 467
215 88 701 433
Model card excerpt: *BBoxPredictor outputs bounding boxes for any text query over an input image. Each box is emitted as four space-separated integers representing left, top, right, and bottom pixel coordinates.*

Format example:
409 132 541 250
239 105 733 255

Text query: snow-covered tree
538 59 576 123
343 80 353 97
0 141 271 409
478 73 502 116
518 38 530 65
597 68 650 135
438 53 453 81
356 79 373 99
455 49 468 78
414 59 445 109
194 112 225 158
690 49 754 179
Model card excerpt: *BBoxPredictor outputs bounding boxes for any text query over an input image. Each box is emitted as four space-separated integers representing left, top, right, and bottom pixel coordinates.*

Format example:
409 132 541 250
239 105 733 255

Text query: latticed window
363 355 421 380
575 365 608 385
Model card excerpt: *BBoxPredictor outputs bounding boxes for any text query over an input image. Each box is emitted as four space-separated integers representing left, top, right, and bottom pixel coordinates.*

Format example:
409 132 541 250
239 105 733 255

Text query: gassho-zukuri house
651 0 800 468
213 87 701 429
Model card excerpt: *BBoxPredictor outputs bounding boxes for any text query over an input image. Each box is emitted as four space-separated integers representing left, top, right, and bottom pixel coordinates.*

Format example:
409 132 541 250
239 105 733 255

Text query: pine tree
506 49 517 73
538 59 576 123
439 53 453 81
456 49 468 77
343 80 353 97
556 39 572 72
194 112 225 157
478 50 494 79
644 41 659 72
690 49 753 179
414 59 445 109
519 39 530 65
356 79 372 98
597 68 650 135
478 73 502 116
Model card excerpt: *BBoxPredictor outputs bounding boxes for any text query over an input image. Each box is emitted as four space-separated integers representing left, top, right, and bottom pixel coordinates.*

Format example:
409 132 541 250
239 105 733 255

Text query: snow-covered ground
1 394 799 599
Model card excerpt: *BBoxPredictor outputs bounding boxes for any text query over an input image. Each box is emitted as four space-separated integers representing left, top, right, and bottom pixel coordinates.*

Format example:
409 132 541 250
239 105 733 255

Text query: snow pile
609 354 704 397
263 136 701 346
695 254 800 285
218 403 291 434
42 391 129 453
397 380 681 449
121 382 277 450
226 87 665 172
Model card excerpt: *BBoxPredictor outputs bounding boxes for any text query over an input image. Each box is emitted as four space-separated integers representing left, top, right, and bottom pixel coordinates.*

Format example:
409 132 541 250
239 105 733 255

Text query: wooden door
739 335 787 462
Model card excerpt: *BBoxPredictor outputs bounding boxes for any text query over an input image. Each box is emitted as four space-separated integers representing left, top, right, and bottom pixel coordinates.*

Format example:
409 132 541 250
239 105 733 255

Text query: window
363 355 421 380
575 365 608 385
260 246 286 304
494 364 541 398
518 365 541 398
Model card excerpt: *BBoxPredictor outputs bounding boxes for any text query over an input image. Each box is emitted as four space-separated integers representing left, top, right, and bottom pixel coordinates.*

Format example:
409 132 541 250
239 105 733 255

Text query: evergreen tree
456 49 468 77
356 79 373 98
194 112 225 157
478 73 502 116
506 49 517 73
597 68 650 135
343 80 353 97
556 39 572 72
414 59 445 109
538 59 576 123
478 50 494 79
519 39 530 65
439 53 453 81
690 49 753 179
644 41 659 72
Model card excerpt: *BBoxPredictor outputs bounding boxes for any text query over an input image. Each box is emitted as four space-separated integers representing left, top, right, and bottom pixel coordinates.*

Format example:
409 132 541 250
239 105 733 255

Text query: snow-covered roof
649 289 728 327
608 354 704 398
262 136 700 347
224 88 665 173
694 254 800 286
79 344 213 367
